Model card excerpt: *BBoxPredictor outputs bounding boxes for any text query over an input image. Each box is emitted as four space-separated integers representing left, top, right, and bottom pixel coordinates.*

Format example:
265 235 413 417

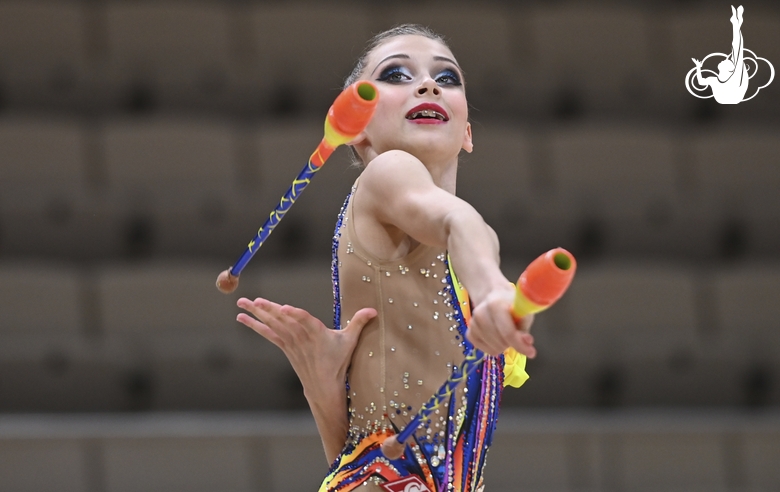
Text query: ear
347 131 371 165
347 131 368 147
461 122 473 153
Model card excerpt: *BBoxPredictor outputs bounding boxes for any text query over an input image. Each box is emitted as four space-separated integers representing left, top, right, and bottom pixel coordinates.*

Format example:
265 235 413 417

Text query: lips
405 103 449 122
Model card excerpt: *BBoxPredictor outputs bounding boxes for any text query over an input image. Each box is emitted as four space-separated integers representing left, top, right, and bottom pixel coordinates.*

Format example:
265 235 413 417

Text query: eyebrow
370 54 463 77
371 54 410 76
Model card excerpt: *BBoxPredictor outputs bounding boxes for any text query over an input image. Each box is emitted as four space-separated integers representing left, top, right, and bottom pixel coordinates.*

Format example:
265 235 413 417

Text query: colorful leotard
321 180 506 492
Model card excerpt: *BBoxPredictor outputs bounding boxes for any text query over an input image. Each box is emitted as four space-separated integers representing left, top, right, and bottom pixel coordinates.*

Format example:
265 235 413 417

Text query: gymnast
692 5 748 104
236 24 536 491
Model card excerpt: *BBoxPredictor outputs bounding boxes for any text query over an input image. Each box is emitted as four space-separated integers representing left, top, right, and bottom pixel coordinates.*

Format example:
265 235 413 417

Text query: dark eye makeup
377 65 412 83
435 69 462 86
376 63 463 87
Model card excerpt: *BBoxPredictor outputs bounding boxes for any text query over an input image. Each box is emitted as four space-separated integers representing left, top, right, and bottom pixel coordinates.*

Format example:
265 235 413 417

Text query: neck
428 158 458 195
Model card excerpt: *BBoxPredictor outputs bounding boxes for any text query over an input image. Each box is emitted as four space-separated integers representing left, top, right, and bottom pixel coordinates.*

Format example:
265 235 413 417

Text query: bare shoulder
360 150 432 191
357 150 436 217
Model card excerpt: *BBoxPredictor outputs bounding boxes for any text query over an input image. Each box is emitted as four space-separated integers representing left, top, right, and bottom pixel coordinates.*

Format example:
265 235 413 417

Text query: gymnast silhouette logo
685 5 774 104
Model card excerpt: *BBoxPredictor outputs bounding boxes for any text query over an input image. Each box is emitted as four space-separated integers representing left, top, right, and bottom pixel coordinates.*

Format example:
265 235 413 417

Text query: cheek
448 93 469 119
367 91 405 131
376 88 406 115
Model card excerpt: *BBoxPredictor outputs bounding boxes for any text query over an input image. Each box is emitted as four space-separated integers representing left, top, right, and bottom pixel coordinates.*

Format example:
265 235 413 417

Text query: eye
436 69 462 86
377 65 411 83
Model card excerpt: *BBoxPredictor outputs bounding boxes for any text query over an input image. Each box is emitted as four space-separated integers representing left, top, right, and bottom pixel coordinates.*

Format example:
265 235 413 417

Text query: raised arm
359 150 535 357
692 58 710 87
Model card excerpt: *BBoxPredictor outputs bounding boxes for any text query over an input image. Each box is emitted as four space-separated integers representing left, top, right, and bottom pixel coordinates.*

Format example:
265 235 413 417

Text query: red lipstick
405 103 449 123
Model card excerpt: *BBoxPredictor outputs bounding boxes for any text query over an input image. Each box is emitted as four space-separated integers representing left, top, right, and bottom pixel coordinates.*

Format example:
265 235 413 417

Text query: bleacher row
1 1 779 119
1 258 778 412
2 117 779 263
1 411 779 491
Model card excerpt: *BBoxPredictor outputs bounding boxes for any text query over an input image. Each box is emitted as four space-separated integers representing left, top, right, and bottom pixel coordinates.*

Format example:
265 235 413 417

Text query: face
351 35 473 164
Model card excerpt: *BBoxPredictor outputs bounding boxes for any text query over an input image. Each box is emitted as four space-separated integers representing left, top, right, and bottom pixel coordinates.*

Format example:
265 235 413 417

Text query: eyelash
436 69 462 86
377 66 410 83
377 66 462 86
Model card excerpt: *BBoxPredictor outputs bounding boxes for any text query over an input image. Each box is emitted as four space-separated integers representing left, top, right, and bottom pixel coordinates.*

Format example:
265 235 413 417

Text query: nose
416 77 441 97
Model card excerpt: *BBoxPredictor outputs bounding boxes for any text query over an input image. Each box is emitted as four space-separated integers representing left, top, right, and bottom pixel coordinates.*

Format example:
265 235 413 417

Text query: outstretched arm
237 297 377 464
359 150 536 357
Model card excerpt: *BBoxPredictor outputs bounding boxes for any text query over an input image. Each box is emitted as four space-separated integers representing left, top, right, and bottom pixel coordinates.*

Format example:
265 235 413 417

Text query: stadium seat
255 260 335 329
101 117 254 258
556 263 708 406
0 118 114 260
96 261 292 410
0 2 93 110
705 263 780 406
456 124 566 258
0 262 124 411
547 124 700 259
248 4 371 115
688 127 780 259
525 5 660 118
102 2 249 112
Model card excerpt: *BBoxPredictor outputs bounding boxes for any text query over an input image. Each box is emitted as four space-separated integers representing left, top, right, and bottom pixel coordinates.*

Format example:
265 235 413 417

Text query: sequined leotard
320 180 506 492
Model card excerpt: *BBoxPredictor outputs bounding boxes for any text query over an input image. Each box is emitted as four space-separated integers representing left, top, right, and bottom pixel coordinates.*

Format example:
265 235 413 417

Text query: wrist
303 377 346 405
470 276 516 306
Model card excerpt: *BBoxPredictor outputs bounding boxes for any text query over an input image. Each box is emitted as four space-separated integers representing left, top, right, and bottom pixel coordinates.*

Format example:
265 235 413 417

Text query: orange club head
517 248 576 308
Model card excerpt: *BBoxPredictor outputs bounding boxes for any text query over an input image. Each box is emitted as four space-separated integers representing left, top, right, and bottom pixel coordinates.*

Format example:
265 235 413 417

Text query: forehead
366 35 457 69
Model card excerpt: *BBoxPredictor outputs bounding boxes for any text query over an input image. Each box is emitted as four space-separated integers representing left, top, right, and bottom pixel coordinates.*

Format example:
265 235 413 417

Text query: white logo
685 5 774 104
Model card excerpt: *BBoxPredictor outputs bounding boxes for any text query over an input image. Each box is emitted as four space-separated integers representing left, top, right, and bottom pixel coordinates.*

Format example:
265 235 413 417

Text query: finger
250 297 286 325
466 316 504 356
518 313 535 334
282 304 312 323
465 325 494 356
510 330 537 359
236 313 284 347
344 308 377 334
485 304 518 353
243 299 303 345
237 297 279 323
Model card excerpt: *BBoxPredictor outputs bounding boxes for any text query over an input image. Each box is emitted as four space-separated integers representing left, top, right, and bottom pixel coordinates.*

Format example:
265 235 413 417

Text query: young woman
237 25 536 491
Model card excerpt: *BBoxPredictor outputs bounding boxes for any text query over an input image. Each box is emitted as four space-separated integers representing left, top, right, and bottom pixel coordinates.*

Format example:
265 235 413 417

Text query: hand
237 297 377 398
466 285 536 358
692 58 702 67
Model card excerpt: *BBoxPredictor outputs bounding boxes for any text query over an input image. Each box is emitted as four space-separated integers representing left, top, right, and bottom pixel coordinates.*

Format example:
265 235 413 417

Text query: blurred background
0 0 778 490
